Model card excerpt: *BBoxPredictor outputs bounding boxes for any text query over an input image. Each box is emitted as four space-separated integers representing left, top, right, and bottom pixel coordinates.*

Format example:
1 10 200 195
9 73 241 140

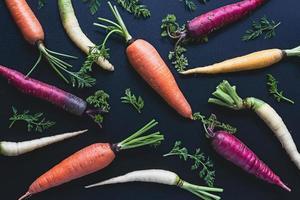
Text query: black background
0 0 300 199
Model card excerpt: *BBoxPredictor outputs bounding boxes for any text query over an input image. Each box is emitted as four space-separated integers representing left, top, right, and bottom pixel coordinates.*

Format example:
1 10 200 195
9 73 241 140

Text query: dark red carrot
165 0 266 44
186 0 266 38
0 65 86 116
201 117 291 192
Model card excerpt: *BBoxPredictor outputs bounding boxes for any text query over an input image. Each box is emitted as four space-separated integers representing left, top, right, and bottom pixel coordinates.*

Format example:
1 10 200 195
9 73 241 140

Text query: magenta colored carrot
0 65 86 115
187 0 266 38
167 0 266 43
208 129 290 191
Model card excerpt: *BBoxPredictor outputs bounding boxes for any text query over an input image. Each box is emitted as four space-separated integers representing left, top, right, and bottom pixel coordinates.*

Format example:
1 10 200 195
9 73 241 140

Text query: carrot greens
180 0 209 11
86 90 110 126
267 74 294 104
164 141 215 187
242 16 281 41
82 0 102 15
9 107 55 132
38 0 46 9
121 88 144 113
193 113 237 134
116 0 150 18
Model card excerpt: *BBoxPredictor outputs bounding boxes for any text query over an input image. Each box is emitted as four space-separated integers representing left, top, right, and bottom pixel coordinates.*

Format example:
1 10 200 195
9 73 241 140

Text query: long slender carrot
93 2 192 119
4 0 93 87
58 0 114 71
181 46 300 75
18 120 164 199
0 130 87 156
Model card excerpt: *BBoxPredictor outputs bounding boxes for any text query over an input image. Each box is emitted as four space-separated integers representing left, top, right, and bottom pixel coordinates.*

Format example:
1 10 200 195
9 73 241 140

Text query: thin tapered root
18 192 31 200
278 181 291 192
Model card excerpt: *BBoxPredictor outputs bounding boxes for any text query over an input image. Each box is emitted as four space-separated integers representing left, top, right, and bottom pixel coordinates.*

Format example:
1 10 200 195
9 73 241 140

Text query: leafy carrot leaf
267 74 294 104
9 107 55 133
180 0 209 11
121 88 144 113
242 16 281 41
82 0 102 15
115 0 151 18
86 90 110 126
164 141 215 187
169 45 188 72
193 113 237 134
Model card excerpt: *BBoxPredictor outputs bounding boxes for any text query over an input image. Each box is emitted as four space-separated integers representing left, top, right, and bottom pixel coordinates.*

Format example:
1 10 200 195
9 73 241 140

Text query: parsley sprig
86 90 111 126
169 45 188 72
193 113 237 134
38 0 46 9
9 107 55 133
164 141 215 187
267 74 294 104
82 0 102 15
180 0 209 11
121 88 144 113
242 16 281 41
116 0 151 18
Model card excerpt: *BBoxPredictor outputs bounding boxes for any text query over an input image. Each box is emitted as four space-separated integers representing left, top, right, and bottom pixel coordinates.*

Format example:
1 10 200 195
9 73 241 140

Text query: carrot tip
18 192 31 200
279 181 291 192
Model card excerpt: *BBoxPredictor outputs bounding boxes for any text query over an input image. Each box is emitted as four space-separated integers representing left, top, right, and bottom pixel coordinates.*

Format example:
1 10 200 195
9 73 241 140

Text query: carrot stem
284 45 300 57
208 80 264 110
118 120 163 150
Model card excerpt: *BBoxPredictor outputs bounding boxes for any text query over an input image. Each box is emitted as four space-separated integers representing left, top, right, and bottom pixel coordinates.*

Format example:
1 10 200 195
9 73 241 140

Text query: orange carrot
93 2 192 118
181 45 300 75
5 0 44 45
18 120 164 199
4 0 93 87
126 39 192 118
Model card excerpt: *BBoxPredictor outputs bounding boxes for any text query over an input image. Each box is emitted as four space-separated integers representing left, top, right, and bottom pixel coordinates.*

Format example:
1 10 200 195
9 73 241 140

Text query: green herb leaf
193 112 237 134
242 16 281 41
86 90 110 126
82 0 102 15
121 88 144 113
38 0 46 9
267 74 294 104
161 14 182 38
164 141 215 187
115 0 151 18
179 0 209 11
9 107 55 133
169 45 189 72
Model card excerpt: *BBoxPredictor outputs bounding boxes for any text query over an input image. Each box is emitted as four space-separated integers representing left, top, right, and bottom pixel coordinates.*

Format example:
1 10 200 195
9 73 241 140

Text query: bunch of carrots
0 0 299 200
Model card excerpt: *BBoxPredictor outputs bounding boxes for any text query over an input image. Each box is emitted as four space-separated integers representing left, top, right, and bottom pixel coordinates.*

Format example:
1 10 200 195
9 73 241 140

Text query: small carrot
85 169 224 200
181 46 300 75
93 2 192 119
0 130 86 156
18 120 164 199
208 81 300 171
0 65 105 125
4 0 93 87
199 116 290 192
58 0 114 71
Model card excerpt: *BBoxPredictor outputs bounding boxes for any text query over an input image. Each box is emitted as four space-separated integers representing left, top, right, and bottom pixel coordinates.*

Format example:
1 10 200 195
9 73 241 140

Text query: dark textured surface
0 0 299 199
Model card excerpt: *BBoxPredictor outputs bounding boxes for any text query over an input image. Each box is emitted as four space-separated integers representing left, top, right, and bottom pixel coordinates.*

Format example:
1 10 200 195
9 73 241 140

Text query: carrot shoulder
126 39 192 118
5 0 44 44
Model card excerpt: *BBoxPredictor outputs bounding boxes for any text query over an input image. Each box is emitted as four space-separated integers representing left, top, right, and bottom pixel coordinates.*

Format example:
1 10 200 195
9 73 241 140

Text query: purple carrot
0 65 86 115
186 0 266 38
208 129 290 191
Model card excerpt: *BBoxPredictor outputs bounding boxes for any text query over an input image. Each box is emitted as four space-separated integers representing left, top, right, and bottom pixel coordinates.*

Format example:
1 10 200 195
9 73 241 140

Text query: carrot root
279 181 291 192
18 192 31 200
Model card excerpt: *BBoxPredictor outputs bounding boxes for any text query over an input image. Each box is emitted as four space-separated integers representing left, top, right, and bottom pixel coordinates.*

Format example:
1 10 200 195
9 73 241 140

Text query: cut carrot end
279 181 291 192
18 192 31 200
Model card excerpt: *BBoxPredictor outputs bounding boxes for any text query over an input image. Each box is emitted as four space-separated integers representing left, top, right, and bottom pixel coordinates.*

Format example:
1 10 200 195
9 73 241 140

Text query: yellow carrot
181 45 300 75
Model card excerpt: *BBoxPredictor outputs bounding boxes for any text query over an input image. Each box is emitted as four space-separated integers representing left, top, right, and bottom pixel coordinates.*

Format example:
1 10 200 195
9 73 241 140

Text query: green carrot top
208 80 265 110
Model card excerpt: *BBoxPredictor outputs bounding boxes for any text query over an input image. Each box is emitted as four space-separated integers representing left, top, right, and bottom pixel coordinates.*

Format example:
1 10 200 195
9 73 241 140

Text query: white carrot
208 80 300 170
85 169 223 200
0 130 87 156
58 0 114 71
